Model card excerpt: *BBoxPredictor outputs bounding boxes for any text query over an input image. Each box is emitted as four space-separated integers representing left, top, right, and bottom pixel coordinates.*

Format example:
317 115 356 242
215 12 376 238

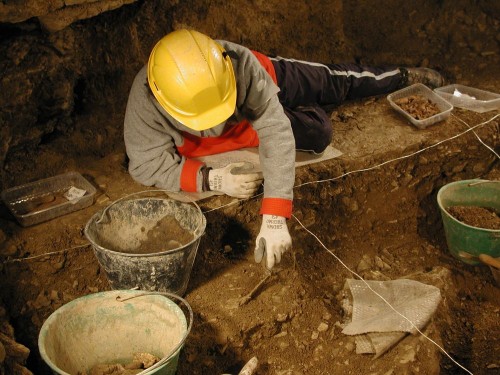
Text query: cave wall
0 0 499 189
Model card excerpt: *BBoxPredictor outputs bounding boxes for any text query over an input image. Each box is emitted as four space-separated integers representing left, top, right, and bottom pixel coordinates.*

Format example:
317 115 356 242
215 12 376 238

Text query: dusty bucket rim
38 290 193 375
83 196 207 258
437 179 500 233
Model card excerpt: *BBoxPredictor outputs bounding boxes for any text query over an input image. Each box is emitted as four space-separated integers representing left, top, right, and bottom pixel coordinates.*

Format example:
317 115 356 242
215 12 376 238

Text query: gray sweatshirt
124 40 295 214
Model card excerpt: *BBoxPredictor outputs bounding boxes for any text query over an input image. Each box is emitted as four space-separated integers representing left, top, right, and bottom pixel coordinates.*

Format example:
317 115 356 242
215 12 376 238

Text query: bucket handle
116 291 194 375
96 189 205 235
467 180 500 187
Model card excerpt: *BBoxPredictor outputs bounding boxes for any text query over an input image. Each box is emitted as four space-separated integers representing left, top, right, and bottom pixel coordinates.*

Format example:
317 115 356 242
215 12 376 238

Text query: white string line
6 113 496 262
202 112 499 214
451 113 500 159
0 113 495 371
3 114 496 254
294 113 499 189
2 243 92 264
292 213 474 375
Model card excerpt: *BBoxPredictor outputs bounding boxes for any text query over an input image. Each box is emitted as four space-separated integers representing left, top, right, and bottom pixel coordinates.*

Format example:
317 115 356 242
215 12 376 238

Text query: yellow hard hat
147 29 237 131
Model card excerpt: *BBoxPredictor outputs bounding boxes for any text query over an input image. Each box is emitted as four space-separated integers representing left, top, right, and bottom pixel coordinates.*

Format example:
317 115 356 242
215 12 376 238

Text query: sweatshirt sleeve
221 41 296 218
253 95 295 218
123 67 205 192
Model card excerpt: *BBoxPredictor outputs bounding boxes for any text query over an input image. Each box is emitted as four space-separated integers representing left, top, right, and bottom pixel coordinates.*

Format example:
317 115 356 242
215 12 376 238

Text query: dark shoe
401 67 444 89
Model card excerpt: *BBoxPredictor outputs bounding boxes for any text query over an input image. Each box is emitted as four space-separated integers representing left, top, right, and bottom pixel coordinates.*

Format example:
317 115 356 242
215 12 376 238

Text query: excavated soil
1 103 498 375
447 206 500 230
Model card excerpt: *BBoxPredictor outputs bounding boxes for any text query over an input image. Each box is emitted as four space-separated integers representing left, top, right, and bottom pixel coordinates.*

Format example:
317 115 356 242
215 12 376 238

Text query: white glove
255 214 292 270
208 162 263 199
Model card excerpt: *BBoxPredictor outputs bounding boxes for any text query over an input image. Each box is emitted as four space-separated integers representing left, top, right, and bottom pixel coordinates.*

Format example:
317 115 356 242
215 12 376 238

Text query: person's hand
208 162 263 199
255 215 292 270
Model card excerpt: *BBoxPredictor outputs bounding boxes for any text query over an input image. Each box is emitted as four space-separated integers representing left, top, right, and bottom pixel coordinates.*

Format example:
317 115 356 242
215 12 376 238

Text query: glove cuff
201 167 212 192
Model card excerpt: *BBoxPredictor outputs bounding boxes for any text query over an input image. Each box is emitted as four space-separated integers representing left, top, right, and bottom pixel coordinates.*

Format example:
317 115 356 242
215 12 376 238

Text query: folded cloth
342 278 441 335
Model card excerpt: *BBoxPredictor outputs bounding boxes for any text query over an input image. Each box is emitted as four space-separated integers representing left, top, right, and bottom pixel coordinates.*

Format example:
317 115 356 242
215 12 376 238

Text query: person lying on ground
124 29 444 270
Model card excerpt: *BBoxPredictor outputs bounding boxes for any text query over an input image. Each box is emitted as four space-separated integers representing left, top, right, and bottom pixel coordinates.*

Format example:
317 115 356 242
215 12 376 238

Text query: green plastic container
38 290 192 375
437 179 500 265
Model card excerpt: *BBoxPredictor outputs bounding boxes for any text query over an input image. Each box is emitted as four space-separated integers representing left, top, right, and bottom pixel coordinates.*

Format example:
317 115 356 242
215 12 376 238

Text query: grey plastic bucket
84 197 206 295
38 290 192 375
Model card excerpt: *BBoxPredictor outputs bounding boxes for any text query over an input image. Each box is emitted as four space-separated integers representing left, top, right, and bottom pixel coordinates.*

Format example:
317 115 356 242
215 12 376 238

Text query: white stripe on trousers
269 56 400 80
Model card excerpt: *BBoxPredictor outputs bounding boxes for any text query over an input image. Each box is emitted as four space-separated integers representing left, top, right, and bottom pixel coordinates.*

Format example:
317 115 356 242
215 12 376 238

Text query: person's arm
250 95 295 270
223 41 296 211
252 95 295 216
124 67 206 192
223 41 296 269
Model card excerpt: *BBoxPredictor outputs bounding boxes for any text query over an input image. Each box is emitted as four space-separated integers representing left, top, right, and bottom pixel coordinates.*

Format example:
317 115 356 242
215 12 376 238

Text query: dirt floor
0 1 499 375
0 86 499 375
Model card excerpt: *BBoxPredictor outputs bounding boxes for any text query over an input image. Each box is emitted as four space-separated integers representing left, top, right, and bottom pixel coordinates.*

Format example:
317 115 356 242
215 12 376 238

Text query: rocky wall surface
1 0 499 190
0 0 138 31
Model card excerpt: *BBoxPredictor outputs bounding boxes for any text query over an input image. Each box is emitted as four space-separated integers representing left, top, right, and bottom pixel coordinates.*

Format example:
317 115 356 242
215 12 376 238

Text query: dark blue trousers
271 57 404 153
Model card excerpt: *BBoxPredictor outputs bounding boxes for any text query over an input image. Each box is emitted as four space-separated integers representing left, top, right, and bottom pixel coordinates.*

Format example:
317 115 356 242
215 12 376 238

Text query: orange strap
177 120 259 158
250 50 278 84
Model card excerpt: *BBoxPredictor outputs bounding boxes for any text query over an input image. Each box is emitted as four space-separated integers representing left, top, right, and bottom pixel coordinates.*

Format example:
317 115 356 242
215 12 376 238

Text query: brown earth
0 1 499 375
447 206 500 230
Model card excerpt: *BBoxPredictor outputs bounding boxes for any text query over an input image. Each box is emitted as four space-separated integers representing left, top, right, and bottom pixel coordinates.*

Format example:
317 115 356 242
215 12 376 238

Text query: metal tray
434 84 500 113
387 83 453 129
1 171 96 227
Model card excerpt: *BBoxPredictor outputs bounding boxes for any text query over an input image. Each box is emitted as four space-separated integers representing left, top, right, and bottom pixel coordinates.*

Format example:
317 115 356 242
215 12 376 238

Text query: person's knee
312 115 333 153
292 106 333 154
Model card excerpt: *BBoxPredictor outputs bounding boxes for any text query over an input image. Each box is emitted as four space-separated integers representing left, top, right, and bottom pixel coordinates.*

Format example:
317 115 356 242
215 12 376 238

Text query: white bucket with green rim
38 290 192 375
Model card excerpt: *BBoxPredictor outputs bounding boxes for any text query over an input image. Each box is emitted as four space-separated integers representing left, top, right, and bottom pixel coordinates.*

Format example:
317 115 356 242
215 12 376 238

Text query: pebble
49 290 59 301
344 341 355 352
317 322 329 332
279 341 290 349
94 175 108 189
322 312 332 320
4 243 18 256
274 331 288 338
96 194 111 205
32 292 51 309
313 344 324 360
276 313 288 323
399 346 416 364
357 258 371 273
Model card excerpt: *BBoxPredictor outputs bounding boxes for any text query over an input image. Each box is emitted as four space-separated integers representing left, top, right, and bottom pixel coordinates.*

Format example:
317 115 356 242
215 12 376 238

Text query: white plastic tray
1 171 96 226
387 83 453 129
434 84 500 113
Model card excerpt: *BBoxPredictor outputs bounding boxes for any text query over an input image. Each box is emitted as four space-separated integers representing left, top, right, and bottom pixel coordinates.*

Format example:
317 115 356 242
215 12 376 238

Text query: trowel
478 254 500 286
460 251 500 286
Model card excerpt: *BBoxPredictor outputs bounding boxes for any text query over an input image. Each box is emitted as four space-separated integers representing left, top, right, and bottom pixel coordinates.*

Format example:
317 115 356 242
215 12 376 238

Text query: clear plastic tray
1 171 96 227
387 83 453 129
434 84 500 113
